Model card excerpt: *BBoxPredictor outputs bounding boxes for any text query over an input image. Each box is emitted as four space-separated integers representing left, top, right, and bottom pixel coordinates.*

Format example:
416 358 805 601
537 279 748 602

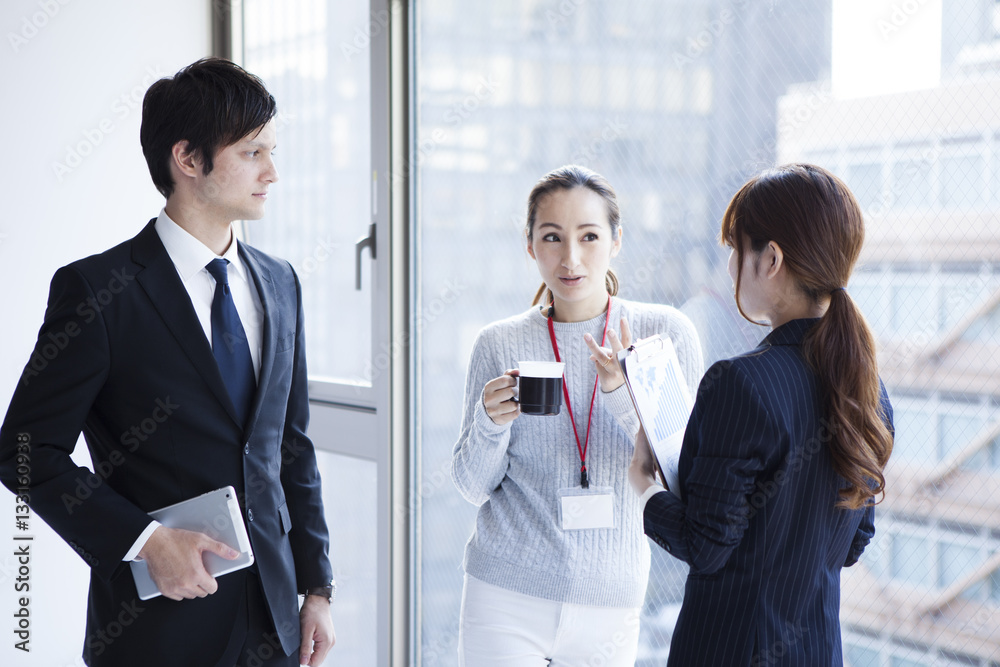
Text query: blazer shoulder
57 221 156 283
239 241 296 282
701 343 811 406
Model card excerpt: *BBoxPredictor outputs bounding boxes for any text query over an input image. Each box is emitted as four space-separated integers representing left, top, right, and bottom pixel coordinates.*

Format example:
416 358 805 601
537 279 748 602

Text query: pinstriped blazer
644 318 893 666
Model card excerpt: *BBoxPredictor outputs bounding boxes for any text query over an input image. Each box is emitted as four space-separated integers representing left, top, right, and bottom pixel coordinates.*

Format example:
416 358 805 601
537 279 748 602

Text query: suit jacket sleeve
278 267 333 591
844 503 874 567
0 266 153 580
644 361 779 575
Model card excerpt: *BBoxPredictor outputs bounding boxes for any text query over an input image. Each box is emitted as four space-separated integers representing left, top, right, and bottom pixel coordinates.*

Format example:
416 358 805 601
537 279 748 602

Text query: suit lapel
239 244 277 437
131 220 244 427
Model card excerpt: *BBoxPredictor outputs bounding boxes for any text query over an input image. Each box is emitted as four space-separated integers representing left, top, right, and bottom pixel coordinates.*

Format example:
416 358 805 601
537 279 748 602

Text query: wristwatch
303 581 336 602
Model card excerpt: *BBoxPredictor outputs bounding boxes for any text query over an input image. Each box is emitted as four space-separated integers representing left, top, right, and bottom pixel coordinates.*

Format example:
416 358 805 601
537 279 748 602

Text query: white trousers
458 574 641 667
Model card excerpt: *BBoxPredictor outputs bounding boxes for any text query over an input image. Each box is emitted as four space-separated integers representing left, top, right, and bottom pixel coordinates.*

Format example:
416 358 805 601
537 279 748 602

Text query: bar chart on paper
618 335 694 497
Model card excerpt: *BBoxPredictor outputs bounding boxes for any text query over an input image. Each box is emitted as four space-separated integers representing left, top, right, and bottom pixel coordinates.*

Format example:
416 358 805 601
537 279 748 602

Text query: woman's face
527 187 621 315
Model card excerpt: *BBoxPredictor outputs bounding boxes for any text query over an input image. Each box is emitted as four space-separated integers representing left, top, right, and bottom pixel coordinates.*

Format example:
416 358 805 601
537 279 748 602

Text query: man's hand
299 595 335 666
136 526 240 601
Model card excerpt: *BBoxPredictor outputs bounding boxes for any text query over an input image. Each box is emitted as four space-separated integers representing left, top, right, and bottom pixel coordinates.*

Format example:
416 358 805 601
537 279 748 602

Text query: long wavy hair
720 163 893 509
525 165 620 307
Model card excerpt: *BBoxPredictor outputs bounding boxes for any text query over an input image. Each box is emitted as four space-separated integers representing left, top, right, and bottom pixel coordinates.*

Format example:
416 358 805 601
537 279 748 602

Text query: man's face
194 119 278 224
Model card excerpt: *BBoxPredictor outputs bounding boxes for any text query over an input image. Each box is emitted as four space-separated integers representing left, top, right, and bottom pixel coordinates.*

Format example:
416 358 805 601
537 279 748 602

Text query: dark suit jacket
644 318 893 666
0 220 332 666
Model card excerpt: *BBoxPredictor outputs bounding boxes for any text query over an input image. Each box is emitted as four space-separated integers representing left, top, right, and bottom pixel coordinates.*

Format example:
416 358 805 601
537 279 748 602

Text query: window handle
355 222 376 290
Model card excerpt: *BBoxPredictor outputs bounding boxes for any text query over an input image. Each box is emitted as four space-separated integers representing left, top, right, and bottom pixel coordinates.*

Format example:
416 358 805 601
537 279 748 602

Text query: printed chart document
130 486 254 600
618 334 694 498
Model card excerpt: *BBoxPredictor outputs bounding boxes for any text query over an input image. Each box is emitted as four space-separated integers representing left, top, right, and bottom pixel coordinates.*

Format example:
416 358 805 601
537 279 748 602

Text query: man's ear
764 241 784 280
170 140 201 179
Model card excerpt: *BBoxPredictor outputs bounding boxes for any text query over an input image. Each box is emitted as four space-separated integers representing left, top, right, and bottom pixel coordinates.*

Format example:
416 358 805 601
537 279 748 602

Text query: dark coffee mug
516 361 565 416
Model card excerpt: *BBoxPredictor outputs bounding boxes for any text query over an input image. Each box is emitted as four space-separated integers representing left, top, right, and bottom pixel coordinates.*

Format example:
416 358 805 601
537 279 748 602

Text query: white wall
0 1 210 664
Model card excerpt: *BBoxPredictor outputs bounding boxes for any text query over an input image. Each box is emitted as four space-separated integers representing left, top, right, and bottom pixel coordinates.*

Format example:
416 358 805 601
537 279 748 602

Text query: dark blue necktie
206 259 256 424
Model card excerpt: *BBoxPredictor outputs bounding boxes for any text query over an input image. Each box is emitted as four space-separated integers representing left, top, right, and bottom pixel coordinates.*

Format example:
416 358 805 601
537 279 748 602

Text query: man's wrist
302 581 336 602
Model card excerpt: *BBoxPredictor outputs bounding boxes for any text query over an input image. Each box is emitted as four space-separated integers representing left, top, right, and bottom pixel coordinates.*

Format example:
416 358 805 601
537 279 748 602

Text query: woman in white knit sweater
451 165 704 666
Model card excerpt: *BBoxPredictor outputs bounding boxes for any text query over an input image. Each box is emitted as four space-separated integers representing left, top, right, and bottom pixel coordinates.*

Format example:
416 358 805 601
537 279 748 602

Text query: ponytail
531 268 620 308
804 289 893 508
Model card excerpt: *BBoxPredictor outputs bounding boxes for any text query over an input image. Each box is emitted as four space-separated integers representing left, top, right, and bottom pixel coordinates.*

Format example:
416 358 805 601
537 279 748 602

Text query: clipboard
130 486 254 600
617 334 694 498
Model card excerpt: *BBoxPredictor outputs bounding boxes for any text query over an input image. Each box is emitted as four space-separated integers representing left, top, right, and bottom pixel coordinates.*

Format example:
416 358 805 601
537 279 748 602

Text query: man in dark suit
0 58 335 667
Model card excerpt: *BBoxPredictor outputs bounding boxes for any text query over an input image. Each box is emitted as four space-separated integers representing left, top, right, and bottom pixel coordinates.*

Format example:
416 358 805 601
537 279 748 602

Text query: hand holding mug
483 370 520 425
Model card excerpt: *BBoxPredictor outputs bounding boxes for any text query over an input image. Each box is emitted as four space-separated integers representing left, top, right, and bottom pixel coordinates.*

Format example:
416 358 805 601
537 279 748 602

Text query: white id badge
558 487 615 530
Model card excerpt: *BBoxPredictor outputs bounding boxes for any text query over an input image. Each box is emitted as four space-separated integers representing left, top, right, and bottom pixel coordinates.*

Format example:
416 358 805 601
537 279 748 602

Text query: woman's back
649 318 890 666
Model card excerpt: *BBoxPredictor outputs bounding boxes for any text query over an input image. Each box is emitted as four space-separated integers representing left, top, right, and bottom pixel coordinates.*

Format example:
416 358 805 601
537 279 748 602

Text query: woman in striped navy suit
630 163 894 666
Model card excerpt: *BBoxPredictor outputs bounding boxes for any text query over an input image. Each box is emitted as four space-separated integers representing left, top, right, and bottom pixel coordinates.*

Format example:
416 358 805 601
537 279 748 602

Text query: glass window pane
940 154 985 210
865 519 892 580
852 279 890 335
891 658 927 667
316 450 377 664
845 643 881 667
892 533 933 587
891 157 932 210
414 2 1000 665
939 540 982 598
892 283 938 336
845 161 883 212
242 0 373 385
893 408 937 465
941 413 984 461
942 279 989 330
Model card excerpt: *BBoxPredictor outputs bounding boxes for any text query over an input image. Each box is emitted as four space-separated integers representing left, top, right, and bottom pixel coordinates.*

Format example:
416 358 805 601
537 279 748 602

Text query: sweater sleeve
451 328 513 506
603 382 640 437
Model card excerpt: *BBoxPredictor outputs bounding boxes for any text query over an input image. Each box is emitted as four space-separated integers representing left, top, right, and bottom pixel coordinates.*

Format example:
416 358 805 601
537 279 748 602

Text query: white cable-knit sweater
452 298 704 607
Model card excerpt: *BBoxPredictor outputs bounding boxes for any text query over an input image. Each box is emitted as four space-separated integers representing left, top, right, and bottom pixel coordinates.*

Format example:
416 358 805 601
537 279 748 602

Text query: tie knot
206 258 230 286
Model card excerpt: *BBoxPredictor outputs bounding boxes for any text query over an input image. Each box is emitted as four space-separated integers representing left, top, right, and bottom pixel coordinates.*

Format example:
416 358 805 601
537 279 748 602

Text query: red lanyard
546 294 612 488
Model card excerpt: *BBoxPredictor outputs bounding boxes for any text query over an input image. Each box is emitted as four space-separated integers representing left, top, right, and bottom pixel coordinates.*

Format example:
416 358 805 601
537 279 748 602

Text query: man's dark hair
140 57 277 198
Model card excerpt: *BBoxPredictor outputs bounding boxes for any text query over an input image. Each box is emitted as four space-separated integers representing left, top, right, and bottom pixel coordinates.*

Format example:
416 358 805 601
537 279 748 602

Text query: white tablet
130 486 254 600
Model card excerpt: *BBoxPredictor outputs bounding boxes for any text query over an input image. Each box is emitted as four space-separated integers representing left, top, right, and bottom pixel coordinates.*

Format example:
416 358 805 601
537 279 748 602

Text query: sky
832 0 942 99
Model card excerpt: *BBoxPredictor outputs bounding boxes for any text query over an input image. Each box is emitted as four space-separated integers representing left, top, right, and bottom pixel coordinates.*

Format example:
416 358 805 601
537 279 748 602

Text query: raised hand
583 317 633 393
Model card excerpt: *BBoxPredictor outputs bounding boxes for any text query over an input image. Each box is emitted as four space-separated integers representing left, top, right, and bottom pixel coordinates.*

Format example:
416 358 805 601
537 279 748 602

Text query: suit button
244 444 250 455
247 509 254 522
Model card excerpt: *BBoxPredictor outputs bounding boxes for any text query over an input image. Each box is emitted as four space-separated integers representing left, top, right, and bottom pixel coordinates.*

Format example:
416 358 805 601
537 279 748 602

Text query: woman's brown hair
525 165 620 307
720 163 893 509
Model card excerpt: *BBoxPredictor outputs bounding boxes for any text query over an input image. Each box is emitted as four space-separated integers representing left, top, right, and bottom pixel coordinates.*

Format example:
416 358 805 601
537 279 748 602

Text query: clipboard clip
629 334 667 362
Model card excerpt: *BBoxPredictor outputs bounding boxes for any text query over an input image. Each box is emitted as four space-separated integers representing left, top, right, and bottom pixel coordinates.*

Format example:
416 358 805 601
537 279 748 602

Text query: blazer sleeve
643 361 779 575
278 267 333 591
845 503 875 567
0 266 153 580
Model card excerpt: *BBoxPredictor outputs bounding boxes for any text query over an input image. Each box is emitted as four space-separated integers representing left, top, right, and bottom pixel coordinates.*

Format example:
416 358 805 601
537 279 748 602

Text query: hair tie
832 286 847 293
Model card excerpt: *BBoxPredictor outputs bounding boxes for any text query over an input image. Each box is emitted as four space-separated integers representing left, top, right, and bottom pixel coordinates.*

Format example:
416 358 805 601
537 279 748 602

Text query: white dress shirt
122 209 265 561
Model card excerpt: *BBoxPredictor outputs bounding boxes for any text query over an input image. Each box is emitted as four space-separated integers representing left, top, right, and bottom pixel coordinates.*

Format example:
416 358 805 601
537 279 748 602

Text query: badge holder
557 486 615 531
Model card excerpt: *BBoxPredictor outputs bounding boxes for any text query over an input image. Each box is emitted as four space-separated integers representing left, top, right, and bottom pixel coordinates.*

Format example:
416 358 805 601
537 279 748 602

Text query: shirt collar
154 209 248 284
761 318 821 347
